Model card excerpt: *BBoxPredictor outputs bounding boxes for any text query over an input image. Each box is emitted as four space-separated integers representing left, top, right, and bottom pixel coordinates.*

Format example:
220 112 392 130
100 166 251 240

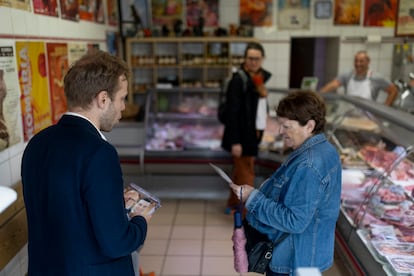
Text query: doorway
290 37 340 90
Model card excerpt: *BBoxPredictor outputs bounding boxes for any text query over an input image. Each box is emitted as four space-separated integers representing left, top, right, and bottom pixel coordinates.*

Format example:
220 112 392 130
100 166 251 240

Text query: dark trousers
227 155 255 207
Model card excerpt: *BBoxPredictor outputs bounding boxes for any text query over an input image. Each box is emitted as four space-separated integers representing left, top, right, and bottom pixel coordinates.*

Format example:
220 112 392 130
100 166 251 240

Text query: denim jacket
245 133 342 275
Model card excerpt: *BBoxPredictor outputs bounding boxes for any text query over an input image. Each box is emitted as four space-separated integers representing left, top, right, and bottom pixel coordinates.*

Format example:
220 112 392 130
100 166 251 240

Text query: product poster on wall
106 32 117 56
87 43 100 52
363 0 397 27
67 43 87 66
15 41 52 141
106 0 119 26
0 41 23 152
334 0 361 25
120 0 151 38
0 0 31 11
79 0 96 22
240 0 272 27
186 0 218 27
32 0 59 17
59 0 79 21
46 43 68 124
79 0 104 23
395 0 414 37
94 0 105 23
277 0 310 30
152 0 183 27
120 0 150 26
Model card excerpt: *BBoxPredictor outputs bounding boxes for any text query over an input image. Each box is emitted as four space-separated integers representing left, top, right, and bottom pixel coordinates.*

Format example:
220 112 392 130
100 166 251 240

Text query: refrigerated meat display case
322 94 414 275
115 88 414 274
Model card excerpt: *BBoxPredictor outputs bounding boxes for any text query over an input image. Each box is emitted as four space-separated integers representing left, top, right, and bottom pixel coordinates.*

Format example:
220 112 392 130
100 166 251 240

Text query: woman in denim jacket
231 90 341 276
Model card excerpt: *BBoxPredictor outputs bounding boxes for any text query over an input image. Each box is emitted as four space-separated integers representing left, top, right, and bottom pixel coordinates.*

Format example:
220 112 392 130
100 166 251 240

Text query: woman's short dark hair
64 50 129 110
276 90 326 134
244 42 265 58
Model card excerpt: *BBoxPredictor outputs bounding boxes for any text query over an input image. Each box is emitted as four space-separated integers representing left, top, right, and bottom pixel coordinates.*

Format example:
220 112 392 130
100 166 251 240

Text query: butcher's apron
346 71 372 100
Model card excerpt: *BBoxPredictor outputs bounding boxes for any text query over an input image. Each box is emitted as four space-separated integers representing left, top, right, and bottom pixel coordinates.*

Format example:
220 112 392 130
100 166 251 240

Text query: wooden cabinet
0 182 27 271
125 37 258 104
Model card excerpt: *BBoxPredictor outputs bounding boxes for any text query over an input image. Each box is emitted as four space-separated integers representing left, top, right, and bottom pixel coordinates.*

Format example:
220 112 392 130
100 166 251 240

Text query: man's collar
64 112 107 140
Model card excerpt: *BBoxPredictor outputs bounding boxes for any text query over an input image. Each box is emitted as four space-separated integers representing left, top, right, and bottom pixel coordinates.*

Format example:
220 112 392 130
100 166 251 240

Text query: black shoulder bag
243 217 289 274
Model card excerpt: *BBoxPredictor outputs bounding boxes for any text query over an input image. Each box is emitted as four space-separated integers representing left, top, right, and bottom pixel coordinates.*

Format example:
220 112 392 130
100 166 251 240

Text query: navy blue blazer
21 115 147 276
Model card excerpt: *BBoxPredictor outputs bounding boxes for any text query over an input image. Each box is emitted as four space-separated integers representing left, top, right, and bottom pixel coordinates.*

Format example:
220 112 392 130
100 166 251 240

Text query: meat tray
385 255 414 274
371 241 414 259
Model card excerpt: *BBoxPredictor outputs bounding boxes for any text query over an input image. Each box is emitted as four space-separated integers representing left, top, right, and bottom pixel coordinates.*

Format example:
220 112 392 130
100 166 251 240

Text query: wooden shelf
125 37 258 104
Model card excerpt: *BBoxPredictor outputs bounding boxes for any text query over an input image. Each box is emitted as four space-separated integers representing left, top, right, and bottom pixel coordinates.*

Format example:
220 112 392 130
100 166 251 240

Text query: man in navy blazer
21 50 149 275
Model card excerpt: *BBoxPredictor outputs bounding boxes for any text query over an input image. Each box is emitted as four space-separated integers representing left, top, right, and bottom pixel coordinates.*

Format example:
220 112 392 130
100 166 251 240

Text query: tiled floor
138 199 352 276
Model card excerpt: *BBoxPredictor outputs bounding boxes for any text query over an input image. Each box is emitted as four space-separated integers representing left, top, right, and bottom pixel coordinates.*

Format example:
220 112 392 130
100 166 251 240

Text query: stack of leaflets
124 183 161 217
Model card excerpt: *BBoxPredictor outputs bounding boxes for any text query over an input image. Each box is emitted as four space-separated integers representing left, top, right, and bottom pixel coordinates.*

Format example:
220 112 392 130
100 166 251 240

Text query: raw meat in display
146 122 224 151
403 184 414 196
355 209 388 226
385 256 414 274
359 145 398 172
359 146 414 185
384 209 414 228
175 96 217 116
369 224 399 241
382 209 403 223
376 185 406 204
341 186 367 203
396 226 414 242
372 241 414 258
390 160 414 180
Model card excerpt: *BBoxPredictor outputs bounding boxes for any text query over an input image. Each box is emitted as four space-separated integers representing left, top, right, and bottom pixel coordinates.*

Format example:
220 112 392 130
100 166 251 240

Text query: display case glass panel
145 88 222 151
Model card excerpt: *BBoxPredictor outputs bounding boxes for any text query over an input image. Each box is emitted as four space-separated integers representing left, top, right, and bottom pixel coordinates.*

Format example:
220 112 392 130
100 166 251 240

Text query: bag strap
219 69 248 103
236 69 248 93
272 232 289 246
240 188 289 246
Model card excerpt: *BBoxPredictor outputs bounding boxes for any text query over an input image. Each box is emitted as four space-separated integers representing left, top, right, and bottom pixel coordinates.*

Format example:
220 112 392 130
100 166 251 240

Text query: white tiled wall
0 143 23 189
0 1 405 275
0 6 115 40
220 1 399 89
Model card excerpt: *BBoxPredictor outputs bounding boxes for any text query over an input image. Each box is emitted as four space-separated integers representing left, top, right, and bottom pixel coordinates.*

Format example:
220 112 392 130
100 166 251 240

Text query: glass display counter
320 94 414 275
142 87 235 177
141 87 283 178
124 87 414 275
145 87 223 152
